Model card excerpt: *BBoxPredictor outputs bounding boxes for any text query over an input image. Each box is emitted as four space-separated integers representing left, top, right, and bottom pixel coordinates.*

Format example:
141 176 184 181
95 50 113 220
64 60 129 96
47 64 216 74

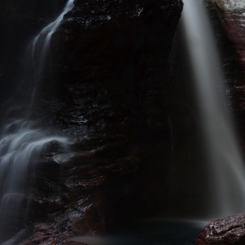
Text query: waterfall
30 0 75 105
0 0 74 243
182 0 245 218
32 0 74 68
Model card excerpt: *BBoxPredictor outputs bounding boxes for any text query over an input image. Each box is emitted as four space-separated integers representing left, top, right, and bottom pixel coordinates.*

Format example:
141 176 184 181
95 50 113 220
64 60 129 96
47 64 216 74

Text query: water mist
182 0 245 218
0 0 74 243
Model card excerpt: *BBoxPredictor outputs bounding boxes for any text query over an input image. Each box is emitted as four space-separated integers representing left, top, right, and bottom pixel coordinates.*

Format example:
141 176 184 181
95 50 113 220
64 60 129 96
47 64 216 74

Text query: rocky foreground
196 214 245 245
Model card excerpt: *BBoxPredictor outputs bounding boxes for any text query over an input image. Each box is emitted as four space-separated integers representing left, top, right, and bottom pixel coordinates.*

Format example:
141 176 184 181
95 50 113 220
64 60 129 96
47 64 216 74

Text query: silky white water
32 0 74 66
0 0 74 242
30 0 74 105
182 0 245 218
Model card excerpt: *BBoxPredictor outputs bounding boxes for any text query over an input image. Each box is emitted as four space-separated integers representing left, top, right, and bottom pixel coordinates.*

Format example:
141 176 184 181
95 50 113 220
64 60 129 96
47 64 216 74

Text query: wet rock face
223 8 245 143
5 0 183 244
196 214 245 245
208 2 245 144
221 10 245 80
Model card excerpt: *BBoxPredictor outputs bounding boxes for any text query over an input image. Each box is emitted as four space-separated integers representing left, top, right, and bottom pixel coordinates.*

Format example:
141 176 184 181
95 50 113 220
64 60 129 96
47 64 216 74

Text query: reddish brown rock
222 10 245 80
196 214 245 245
223 9 245 150
209 3 245 149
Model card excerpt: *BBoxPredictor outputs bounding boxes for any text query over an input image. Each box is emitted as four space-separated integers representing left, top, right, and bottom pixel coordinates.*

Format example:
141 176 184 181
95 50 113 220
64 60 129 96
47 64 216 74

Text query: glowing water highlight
182 0 245 218
32 0 74 64
0 0 74 242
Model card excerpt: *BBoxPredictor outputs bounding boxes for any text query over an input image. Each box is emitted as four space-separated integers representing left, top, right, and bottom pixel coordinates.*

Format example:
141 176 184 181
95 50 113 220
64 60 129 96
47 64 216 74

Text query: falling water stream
0 0 74 243
89 1 245 243
182 0 245 218
0 0 245 243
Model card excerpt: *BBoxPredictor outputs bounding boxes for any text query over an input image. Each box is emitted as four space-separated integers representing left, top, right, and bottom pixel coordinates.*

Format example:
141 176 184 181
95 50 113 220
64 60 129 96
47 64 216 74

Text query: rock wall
0 0 183 243
208 0 245 144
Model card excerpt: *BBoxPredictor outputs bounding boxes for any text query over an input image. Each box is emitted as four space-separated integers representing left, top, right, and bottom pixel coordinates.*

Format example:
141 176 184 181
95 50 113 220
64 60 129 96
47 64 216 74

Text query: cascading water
0 0 74 243
182 0 245 218
33 0 74 56
31 0 74 84
31 0 75 105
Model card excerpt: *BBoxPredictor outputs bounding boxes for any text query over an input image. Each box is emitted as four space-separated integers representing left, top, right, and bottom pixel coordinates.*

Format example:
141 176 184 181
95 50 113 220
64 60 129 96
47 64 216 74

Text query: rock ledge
196 214 245 245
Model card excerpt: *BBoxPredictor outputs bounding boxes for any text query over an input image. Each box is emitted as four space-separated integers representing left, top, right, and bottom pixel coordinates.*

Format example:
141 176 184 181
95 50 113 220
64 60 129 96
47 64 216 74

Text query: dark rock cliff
0 0 183 244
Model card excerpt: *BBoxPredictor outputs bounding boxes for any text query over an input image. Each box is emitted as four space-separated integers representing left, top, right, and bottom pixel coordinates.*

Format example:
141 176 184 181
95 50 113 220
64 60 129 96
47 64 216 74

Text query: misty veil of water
0 0 74 243
182 0 245 218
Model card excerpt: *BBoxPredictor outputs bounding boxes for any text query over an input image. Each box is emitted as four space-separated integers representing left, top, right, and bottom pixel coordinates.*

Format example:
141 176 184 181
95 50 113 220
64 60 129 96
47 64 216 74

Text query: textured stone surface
222 8 245 144
196 214 245 245
222 11 245 79
214 5 245 149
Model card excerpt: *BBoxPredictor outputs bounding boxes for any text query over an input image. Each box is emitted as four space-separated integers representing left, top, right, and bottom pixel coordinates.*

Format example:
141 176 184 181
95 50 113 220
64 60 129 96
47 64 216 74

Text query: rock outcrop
208 0 245 145
0 0 183 243
196 214 245 245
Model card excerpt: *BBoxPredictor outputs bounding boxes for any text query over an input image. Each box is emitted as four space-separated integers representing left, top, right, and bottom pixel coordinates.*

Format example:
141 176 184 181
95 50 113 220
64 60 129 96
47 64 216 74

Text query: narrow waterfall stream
182 0 245 218
31 0 75 96
0 1 74 243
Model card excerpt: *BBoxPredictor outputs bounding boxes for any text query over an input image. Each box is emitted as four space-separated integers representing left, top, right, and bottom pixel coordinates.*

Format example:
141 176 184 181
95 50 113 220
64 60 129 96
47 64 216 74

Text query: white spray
32 0 74 66
0 0 74 242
